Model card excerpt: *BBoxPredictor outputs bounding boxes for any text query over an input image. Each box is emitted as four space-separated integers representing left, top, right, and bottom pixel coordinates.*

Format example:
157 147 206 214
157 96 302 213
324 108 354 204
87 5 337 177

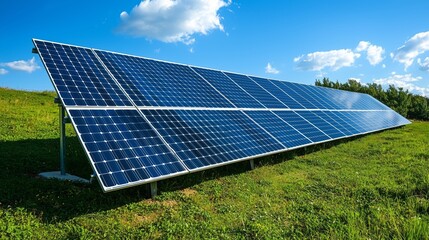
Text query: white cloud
418 57 429 71
2 57 40 73
294 49 360 71
265 63 279 74
119 0 230 44
355 41 384 65
373 72 429 96
0 68 8 75
391 31 429 70
356 41 370 52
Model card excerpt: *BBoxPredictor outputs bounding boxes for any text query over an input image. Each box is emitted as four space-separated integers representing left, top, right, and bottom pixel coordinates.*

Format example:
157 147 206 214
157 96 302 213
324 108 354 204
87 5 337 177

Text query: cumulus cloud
265 63 279 74
294 49 360 71
391 31 429 70
119 0 230 44
0 68 8 75
2 57 40 73
355 41 384 65
373 72 429 96
356 41 370 52
418 57 429 71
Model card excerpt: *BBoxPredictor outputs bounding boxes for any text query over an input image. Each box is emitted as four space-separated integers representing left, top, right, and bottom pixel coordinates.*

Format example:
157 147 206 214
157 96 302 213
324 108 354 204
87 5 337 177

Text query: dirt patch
160 200 178 207
181 188 197 197
119 211 160 227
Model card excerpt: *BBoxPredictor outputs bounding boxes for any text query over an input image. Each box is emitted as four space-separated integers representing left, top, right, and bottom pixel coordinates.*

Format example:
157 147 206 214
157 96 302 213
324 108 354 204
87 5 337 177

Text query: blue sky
1 0 429 96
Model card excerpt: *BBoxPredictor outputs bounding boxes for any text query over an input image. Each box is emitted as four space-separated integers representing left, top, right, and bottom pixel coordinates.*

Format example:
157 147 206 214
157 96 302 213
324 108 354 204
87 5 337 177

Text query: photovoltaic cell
192 67 264 108
244 111 312 148
273 111 331 143
142 109 285 170
296 84 339 109
315 111 359 135
223 72 287 108
249 77 304 109
68 109 187 191
271 81 319 109
33 40 132 107
94 50 233 108
295 111 345 139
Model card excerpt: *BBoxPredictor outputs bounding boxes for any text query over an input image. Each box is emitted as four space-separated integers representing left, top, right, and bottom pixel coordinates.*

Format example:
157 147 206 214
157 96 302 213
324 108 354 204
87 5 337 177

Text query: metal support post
38 97 89 183
150 182 158 199
249 159 255 170
59 104 66 175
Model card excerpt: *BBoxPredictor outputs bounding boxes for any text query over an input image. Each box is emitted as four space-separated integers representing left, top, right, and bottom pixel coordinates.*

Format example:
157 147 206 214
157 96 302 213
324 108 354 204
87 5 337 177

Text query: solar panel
192 67 264 108
94 50 233 108
271 81 319 109
142 109 285 170
68 108 187 191
294 111 345 139
315 111 359 135
223 72 288 108
34 40 131 107
33 39 411 192
248 77 305 109
244 110 312 148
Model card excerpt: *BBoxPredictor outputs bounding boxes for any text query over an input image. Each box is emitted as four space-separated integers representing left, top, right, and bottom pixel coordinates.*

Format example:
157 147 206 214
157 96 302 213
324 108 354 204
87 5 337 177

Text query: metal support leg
59 104 66 175
38 97 89 184
150 182 158 199
249 159 255 170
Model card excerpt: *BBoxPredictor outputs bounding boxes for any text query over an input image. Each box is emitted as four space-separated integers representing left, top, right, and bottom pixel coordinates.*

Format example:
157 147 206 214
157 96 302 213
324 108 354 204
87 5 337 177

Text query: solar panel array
34 39 411 192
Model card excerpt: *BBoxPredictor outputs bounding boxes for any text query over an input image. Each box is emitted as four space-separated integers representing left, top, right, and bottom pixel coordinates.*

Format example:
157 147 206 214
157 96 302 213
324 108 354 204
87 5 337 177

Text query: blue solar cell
335 111 373 133
192 67 264 108
94 50 233 108
273 111 331 143
223 72 287 108
385 110 411 126
142 109 285 170
271 81 319 109
316 111 359 135
249 77 304 109
33 40 132 107
323 88 390 110
244 111 311 148
358 95 390 110
295 111 345 139
297 84 340 109
68 109 187 191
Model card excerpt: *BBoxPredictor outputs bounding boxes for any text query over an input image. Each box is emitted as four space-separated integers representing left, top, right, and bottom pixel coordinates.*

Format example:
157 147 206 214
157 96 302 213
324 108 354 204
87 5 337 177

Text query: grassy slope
0 87 428 239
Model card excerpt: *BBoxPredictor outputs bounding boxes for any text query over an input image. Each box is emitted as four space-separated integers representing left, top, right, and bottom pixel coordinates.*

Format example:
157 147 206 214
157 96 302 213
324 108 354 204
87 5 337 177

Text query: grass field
0 87 428 239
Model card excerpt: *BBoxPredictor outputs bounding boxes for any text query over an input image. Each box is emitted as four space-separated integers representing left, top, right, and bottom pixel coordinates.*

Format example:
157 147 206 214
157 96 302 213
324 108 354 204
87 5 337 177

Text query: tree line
315 78 429 120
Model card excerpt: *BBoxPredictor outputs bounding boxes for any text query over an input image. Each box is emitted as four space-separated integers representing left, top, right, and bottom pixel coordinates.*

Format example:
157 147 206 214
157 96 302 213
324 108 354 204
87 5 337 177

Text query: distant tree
409 95 429 120
385 85 411 117
344 79 363 93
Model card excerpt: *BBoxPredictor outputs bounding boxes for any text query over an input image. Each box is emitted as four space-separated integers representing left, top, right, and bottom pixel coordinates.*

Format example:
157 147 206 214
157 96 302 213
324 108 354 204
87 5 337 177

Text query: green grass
1 87 428 239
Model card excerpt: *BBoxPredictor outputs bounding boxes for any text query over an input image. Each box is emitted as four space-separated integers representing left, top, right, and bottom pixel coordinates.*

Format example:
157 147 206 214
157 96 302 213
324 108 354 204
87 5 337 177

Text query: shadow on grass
0 131 381 223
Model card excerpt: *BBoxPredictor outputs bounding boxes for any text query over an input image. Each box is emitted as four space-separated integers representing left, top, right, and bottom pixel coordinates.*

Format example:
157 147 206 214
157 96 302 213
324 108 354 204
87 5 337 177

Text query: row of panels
35 39 388 110
68 108 409 191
